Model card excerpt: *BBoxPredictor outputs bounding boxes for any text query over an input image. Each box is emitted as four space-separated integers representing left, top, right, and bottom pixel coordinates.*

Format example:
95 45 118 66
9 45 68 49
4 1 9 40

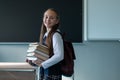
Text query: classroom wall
0 42 120 80
84 0 120 40
1 0 120 80
74 42 120 80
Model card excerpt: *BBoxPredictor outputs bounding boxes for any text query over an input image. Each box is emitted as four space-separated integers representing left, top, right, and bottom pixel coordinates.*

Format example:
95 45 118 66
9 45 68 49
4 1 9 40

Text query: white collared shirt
41 31 64 69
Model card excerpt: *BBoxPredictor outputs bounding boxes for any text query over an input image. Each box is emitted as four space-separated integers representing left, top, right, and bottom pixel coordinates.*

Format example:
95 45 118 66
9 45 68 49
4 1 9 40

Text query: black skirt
40 63 62 80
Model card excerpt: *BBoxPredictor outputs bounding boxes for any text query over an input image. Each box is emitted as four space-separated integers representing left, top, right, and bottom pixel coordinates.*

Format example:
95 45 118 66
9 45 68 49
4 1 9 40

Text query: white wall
0 42 120 80
84 0 120 40
0 43 28 62
74 42 120 80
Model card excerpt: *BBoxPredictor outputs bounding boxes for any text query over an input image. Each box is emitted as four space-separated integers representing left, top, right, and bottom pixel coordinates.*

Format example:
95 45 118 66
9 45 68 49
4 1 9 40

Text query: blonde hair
39 8 60 55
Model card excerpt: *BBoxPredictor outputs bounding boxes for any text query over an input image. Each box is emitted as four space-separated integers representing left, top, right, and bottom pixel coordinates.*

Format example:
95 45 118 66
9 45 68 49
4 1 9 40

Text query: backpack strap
55 31 76 60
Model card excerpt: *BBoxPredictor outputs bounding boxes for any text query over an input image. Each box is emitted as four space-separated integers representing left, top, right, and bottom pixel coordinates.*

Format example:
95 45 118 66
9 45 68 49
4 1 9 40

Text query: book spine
34 50 49 58
37 45 49 55
34 53 49 61
36 47 49 55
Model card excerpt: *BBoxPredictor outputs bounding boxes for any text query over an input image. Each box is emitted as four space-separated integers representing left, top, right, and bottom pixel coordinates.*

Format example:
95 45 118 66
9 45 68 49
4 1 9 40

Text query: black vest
42 35 62 75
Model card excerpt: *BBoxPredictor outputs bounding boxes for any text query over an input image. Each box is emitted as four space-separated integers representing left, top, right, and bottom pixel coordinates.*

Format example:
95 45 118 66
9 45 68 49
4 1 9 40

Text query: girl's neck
47 28 51 33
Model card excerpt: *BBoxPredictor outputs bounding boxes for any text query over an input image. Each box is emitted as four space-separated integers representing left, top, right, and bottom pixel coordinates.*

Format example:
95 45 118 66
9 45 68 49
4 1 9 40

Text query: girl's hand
33 58 43 67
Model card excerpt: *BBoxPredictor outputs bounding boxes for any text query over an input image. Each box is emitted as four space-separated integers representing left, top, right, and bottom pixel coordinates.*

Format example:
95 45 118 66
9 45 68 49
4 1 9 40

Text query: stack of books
26 43 49 65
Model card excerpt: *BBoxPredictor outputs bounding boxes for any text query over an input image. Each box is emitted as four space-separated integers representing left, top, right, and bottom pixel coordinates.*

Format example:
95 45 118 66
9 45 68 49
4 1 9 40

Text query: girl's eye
44 16 56 20
45 16 48 19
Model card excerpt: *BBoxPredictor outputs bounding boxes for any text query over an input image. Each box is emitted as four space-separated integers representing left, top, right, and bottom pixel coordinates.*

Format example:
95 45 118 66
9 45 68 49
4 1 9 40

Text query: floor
0 71 73 80
62 75 73 80
0 71 36 80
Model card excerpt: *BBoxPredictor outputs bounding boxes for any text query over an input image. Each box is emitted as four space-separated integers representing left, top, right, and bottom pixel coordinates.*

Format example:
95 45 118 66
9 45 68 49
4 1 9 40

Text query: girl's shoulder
53 31 62 39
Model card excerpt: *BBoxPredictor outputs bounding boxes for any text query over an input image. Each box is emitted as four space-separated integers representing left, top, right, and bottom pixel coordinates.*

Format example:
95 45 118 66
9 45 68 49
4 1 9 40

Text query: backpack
55 31 76 77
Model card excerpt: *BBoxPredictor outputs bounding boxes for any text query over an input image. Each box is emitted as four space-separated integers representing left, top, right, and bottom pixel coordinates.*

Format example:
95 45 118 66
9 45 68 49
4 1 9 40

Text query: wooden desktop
0 62 39 80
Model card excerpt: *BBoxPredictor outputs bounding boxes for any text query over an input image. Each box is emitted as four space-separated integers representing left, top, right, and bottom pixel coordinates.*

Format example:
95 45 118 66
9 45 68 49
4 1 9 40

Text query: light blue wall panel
0 42 120 80
85 0 120 40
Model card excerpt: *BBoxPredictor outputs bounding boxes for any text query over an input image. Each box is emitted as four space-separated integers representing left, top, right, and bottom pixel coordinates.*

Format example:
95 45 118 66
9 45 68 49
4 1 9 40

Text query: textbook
34 50 49 59
34 52 49 61
26 43 49 62
27 43 49 55
35 44 49 55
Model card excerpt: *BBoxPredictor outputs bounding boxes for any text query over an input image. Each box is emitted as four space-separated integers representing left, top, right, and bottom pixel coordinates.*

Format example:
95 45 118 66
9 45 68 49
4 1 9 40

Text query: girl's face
43 9 59 29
